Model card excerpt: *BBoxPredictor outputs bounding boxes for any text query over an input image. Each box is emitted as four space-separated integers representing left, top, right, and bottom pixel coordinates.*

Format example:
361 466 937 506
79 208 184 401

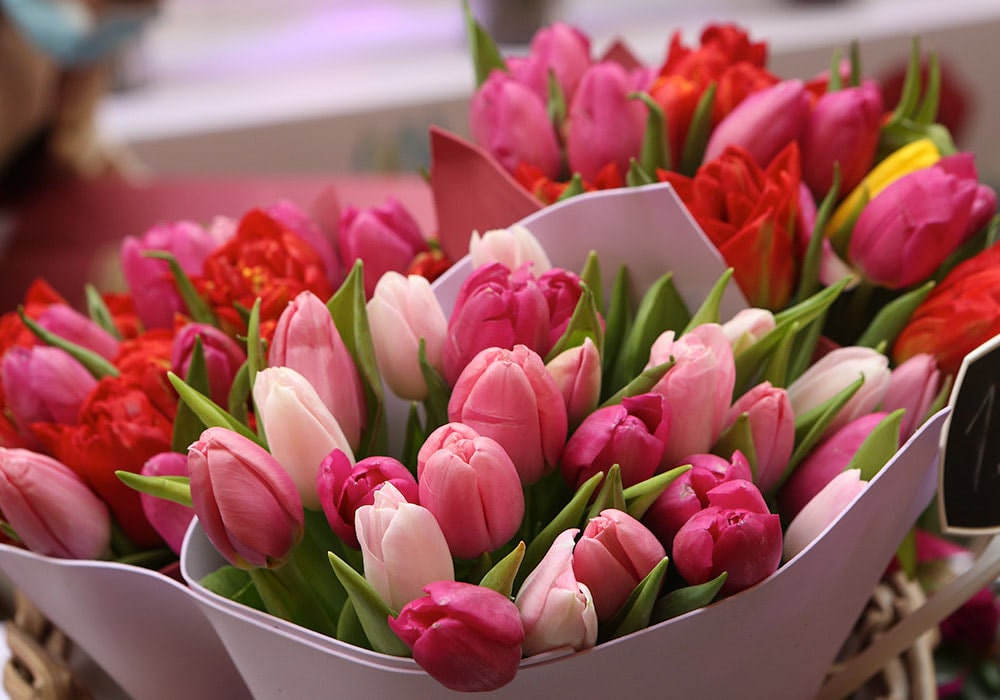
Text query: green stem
249 558 339 638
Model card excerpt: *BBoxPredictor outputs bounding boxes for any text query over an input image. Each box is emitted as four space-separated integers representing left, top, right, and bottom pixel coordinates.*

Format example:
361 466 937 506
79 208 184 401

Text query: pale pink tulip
882 353 941 440
721 308 775 355
783 469 866 560
469 224 552 274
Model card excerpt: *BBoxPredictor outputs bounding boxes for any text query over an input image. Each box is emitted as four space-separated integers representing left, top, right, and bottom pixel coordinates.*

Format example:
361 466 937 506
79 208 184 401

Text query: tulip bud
390 581 525 693
338 198 429 298
37 305 119 361
469 224 552 275
355 482 454 612
316 449 418 549
545 337 602 428
721 308 776 355
508 21 592 104
0 448 110 559
448 345 567 485
560 392 670 490
672 479 782 596
140 451 193 555
188 427 304 570
537 268 592 351
724 382 795 492
270 291 366 447
1 346 96 428
882 353 941 440
515 529 598 656
252 366 355 509
783 469 866 561
417 426 524 559
171 323 246 408
367 273 448 401
573 509 666 621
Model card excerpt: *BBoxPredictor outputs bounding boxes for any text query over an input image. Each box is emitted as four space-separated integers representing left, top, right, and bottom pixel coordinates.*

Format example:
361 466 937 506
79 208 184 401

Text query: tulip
573 509 666 621
515 529 598 656
796 182 856 287
265 200 340 285
469 224 552 275
724 381 795 492
648 74 703 170
0 448 110 559
1 346 96 428
139 451 193 555
648 324 735 466
778 412 890 520
721 308 776 356
786 346 891 436
355 482 454 612
442 263 551 385
448 345 567 485
642 452 753 552
170 323 246 408
564 61 647 183
703 79 809 167
508 21 592 104
417 426 524 559
470 69 562 179
270 291 365 446
390 581 525 693
537 268 593 350
252 366 355 509
783 469 866 561
337 198 429 298
315 449 418 549
36 305 119 361
672 479 782 596
882 353 941 440
545 337 601 428
416 422 481 465
367 273 448 402
188 427 304 570
801 81 883 197
560 392 670 490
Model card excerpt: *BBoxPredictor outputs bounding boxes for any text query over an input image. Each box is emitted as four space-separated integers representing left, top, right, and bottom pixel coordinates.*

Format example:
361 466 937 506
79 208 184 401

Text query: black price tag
939 333 1000 534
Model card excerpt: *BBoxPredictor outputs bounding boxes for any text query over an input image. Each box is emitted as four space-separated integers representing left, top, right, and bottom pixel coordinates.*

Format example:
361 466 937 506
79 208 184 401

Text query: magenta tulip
448 345 567 485
783 468 866 561
1 346 96 429
188 427 304 570
140 451 193 555
545 337 602 429
469 224 552 274
171 322 246 408
390 581 525 692
0 448 110 559
724 381 795 492
508 21 592 104
882 353 941 440
36 305 119 361
537 267 592 350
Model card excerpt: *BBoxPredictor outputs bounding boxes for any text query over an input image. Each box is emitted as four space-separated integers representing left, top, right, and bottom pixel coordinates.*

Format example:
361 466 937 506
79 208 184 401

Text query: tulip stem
249 560 339 638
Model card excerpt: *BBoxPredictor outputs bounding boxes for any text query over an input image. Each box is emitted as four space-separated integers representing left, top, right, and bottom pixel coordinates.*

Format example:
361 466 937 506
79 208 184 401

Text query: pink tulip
417 426 524 559
703 79 810 167
337 197 429 298
573 509 666 621
252 366 355 510
787 346 891 436
721 308 776 355
642 452 753 552
778 412 890 520
796 182 855 287
783 468 866 561
725 381 795 492
390 581 525 692
469 224 552 275
882 353 941 440
672 479 782 596
170 322 246 408
508 21 592 104
515 529 598 656
937 153 998 238
801 81 883 197
560 392 670 490
545 337 602 428
367 272 448 401
36 305 119 361
448 345 567 485
537 267 594 350
315 449 418 549
470 69 563 179
1 346 96 428
270 291 365 447
265 200 341 286
0 448 110 559
355 483 454 612
188 427 304 570
140 451 193 555
648 324 735 466
442 263 550 385
564 61 647 183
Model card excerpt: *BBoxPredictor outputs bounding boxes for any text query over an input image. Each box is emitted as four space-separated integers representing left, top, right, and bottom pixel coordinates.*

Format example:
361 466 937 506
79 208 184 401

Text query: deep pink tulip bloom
170 322 246 408
725 381 795 492
269 291 366 449
882 353 941 440
36 305 118 361
564 61 647 183
573 509 666 621
470 69 563 179
508 21 592 104
442 263 550 385
545 337 602 428
560 392 670 490
390 581 525 692
337 197 429 298
783 468 866 561
188 427 304 570
537 267 594 350
316 449 418 549
672 479 782 596
704 79 810 167
266 199 341 286
642 452 752 552
448 345 567 485
140 451 193 555
1 346 96 427
648 323 735 467
0 448 110 559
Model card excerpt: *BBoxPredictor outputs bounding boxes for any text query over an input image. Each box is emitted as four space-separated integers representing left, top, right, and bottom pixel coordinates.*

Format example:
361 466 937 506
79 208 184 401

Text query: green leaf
849 41 862 88
914 52 941 125
18 307 119 379
328 552 410 656
337 599 372 650
418 339 451 433
712 414 758 478
894 527 917 580
601 266 631 382
115 471 192 507
887 37 923 125
245 298 267 392
683 268 734 334
603 557 669 641
557 173 585 202
626 158 655 188
844 409 903 481
401 403 424 477
855 280 935 349
580 251 603 313
785 314 826 384
880 119 957 158
200 566 266 612
651 572 727 623
680 82 716 176
0 521 20 544
227 361 252 426
480 541 525 597
763 319 798 388
168 371 263 445
84 285 122 339
143 251 216 325
794 166 841 304
587 465 625 521
827 48 843 92
828 187 868 260
172 337 210 452
462 0 507 87
546 69 567 129
623 464 691 520
630 92 671 173
546 285 604 361
600 360 673 408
